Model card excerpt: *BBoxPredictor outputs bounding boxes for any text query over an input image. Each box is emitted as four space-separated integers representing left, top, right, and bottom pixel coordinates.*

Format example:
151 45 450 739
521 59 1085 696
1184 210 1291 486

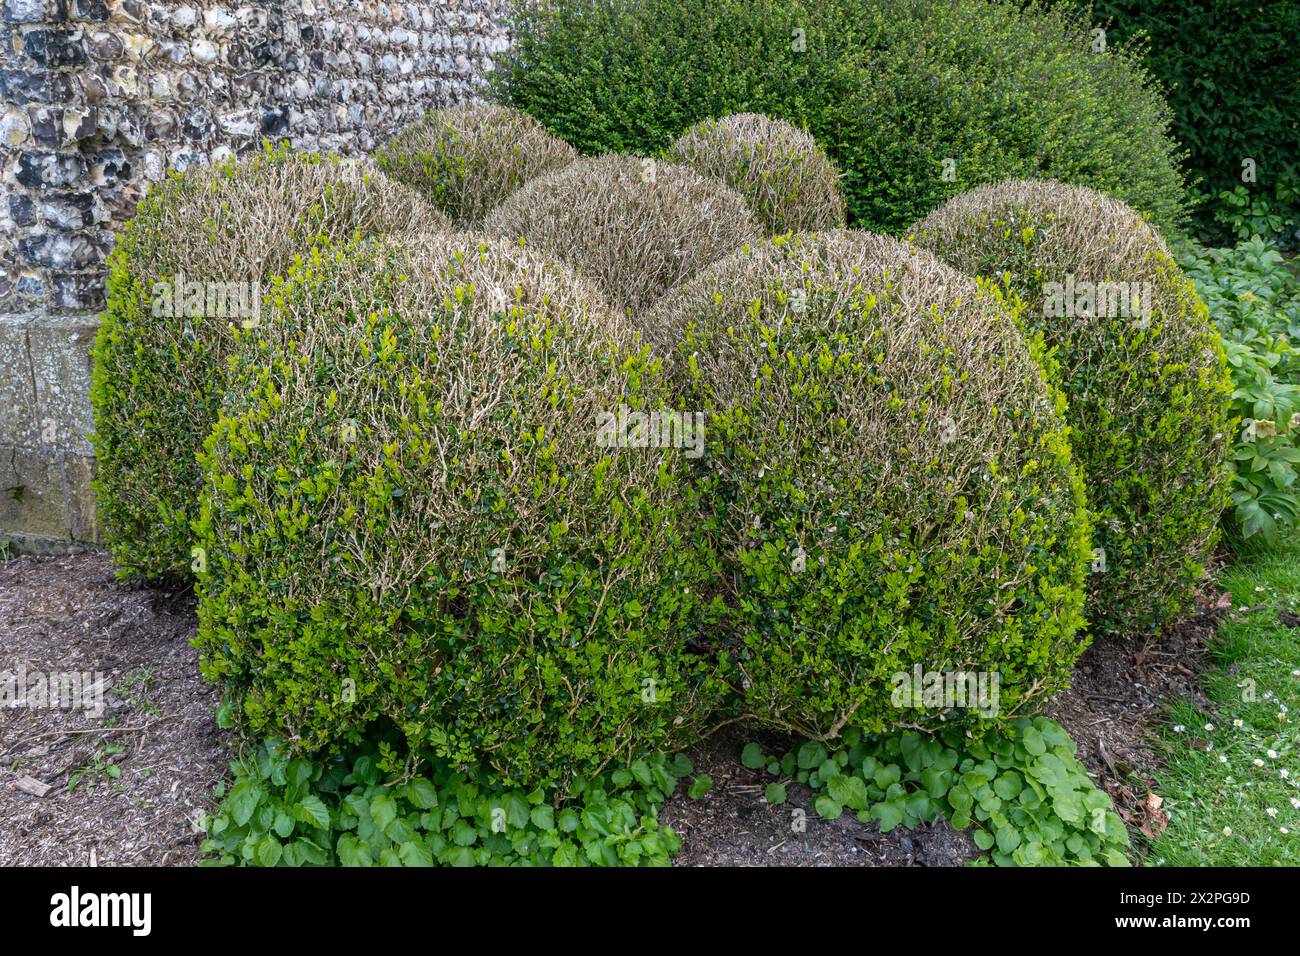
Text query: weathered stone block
0 314 38 447
63 451 96 542
28 311 97 453
0 444 68 541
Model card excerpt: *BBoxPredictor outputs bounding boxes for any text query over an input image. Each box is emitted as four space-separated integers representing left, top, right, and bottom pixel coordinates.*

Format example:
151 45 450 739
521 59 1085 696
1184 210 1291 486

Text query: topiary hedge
193 234 728 789
912 179 1234 635
643 230 1093 741
375 103 579 226
667 112 846 234
90 148 446 580
483 153 761 312
493 0 1188 238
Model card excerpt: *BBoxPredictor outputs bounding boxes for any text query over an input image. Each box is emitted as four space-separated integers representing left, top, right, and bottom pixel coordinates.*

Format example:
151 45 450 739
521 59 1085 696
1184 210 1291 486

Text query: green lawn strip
1148 533 1300 865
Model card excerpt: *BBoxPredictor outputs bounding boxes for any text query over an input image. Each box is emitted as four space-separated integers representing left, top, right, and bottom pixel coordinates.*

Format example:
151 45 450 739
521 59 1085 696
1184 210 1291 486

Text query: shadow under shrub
644 230 1092 741
913 179 1234 636
90 147 445 580
494 0 1188 237
193 234 727 789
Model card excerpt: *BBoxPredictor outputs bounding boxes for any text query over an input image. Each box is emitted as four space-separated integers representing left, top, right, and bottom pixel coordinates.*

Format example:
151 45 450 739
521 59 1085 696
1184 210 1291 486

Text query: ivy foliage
1088 0 1300 246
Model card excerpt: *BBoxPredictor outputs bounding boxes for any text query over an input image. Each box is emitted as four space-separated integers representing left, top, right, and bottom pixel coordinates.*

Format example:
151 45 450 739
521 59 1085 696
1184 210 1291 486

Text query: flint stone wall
1 0 508 553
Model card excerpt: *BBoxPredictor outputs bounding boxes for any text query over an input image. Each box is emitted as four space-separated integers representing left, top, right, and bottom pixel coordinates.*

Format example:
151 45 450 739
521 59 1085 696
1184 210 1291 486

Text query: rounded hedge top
912 178 1233 634
194 233 727 787
376 103 579 226
668 112 846 234
645 230 1092 740
90 148 446 579
483 153 761 312
495 0 1188 236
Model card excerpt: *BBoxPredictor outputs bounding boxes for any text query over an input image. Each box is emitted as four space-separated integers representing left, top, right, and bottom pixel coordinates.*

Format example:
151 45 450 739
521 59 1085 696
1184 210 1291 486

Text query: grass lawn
1148 532 1300 865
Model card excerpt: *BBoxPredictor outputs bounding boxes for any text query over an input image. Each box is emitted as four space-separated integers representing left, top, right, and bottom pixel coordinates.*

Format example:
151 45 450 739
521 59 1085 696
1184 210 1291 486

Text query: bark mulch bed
0 549 1228 866
0 551 229 866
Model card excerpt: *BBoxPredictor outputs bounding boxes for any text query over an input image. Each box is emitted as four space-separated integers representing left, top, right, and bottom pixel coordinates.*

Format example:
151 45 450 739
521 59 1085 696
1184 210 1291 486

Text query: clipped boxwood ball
376 103 578 225
483 153 761 312
668 112 846 234
912 179 1233 635
90 148 446 580
644 230 1093 741
194 234 728 788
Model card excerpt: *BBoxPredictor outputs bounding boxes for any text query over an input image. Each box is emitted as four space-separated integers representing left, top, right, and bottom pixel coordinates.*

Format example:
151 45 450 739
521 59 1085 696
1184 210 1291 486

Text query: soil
0 549 1231 866
0 551 230 866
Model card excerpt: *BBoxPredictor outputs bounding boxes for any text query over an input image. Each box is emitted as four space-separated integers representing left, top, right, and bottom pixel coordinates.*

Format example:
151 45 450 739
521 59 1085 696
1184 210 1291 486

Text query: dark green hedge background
1083 0 1300 234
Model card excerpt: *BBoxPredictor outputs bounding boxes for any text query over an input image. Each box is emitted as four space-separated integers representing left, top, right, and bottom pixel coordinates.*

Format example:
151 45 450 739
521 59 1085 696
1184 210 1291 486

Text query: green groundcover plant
1176 238 1300 546
201 737 689 867
746 717 1131 866
494 0 1187 237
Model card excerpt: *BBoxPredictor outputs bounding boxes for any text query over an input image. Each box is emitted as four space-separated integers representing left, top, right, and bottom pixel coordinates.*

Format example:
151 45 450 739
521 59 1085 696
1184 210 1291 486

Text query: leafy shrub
1176 238 1300 545
913 180 1234 635
746 718 1131 866
493 0 1188 237
194 234 727 789
375 103 578 226
1207 178 1300 248
90 147 445 580
667 112 846 234
483 153 760 312
643 230 1092 741
202 737 689 866
1088 0 1300 246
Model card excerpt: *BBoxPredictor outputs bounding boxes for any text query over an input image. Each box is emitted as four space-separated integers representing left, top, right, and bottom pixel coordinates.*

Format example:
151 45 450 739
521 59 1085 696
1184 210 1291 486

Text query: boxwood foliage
90 148 445 580
493 0 1188 238
643 230 1093 741
193 234 728 789
667 112 846 234
375 103 578 226
482 153 760 312
912 179 1234 635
